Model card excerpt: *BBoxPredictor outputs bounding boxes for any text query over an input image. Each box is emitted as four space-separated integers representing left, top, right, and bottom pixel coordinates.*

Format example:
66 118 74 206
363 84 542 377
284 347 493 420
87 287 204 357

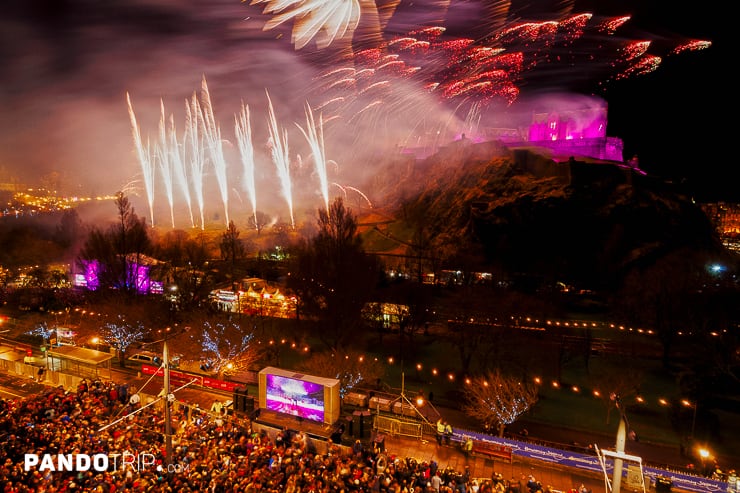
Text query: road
0 372 47 399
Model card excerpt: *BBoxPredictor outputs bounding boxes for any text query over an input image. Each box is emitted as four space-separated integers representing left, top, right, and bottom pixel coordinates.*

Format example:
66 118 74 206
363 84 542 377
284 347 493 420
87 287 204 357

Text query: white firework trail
156 100 176 229
265 89 294 230
252 0 361 50
185 93 206 230
169 113 195 229
199 76 230 227
126 92 155 227
331 182 348 199
235 101 258 230
345 186 372 208
295 101 330 211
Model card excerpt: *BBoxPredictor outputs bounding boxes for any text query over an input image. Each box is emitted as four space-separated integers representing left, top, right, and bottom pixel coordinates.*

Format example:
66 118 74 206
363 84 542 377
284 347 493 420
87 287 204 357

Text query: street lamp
698 447 712 476
415 389 425 407
682 399 697 438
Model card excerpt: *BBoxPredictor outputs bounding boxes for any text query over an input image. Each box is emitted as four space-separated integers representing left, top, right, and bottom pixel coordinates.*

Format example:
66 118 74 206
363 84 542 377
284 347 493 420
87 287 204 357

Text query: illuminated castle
525 105 624 162
406 100 625 163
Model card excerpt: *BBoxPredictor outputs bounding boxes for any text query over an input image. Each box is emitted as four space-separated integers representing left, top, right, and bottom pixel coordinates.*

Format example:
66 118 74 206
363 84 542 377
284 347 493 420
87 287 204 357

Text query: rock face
364 142 724 291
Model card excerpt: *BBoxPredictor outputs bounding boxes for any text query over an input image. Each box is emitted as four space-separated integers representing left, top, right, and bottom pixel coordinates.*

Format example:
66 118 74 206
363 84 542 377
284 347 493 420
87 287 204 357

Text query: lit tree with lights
28 322 53 347
101 314 147 367
297 349 385 398
463 369 539 437
191 320 262 379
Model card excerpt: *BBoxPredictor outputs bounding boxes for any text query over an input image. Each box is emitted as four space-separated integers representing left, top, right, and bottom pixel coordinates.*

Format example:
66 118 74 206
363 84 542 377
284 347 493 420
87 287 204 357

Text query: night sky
0 0 730 227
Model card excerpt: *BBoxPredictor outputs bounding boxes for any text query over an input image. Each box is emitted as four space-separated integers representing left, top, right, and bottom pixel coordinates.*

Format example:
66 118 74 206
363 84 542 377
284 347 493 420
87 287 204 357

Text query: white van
127 351 162 366
126 351 179 367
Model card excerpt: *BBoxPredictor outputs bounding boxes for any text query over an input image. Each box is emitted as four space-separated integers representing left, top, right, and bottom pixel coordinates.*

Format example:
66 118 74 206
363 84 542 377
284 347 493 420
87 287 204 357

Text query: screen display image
265 373 325 422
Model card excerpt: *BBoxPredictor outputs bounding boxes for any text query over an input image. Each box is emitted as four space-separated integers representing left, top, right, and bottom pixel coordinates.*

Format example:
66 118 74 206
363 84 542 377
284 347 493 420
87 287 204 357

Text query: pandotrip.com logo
24 452 189 474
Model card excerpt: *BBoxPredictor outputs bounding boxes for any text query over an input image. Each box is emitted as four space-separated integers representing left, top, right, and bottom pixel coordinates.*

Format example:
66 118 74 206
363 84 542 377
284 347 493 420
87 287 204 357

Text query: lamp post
612 411 627 493
400 372 424 403
162 339 173 465
91 337 103 351
611 394 630 493
145 327 178 467
682 399 697 438
698 447 711 476
415 389 425 408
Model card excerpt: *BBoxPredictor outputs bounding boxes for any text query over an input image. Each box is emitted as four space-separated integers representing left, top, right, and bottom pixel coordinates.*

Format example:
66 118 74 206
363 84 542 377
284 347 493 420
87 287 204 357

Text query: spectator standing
444 421 453 445
431 470 442 492
77 378 88 395
463 436 474 457
353 439 364 458
118 383 129 404
436 418 445 445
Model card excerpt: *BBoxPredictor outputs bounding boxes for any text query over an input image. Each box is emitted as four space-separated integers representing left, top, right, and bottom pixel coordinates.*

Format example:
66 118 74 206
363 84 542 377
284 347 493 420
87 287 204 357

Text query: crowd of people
0 379 583 492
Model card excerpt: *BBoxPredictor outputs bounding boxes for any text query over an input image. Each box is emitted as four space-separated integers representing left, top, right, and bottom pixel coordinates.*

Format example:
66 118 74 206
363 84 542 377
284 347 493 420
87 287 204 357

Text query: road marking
0 388 26 399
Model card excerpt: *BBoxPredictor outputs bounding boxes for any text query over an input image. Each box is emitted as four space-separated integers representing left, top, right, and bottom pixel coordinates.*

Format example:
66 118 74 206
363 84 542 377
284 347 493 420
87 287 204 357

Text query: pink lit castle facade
403 100 625 163
525 105 624 162
475 102 624 162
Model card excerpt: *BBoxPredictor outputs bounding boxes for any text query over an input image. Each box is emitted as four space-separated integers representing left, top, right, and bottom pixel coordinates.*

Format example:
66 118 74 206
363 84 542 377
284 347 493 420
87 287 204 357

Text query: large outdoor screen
258 367 340 425
265 373 325 422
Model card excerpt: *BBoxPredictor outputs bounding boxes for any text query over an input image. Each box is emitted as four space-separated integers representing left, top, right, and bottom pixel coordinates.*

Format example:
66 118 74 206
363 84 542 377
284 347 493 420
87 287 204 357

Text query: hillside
360 142 725 291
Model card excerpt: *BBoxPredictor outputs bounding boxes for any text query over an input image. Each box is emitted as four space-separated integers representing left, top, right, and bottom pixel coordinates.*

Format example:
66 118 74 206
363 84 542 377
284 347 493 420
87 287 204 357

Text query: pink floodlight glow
78 258 154 294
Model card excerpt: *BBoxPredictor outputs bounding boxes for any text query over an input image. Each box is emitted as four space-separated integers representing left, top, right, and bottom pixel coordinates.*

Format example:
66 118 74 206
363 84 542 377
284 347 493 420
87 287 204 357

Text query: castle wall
528 137 623 162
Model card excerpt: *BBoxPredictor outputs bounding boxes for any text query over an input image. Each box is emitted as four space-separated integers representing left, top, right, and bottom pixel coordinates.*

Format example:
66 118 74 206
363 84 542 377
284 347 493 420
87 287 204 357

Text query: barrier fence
452 428 729 493
374 414 424 441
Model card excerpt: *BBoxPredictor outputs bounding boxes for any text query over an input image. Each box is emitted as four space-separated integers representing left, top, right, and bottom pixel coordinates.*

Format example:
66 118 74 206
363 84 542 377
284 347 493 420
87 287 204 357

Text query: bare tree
77 192 152 295
462 369 539 437
442 286 508 375
296 348 385 399
287 197 379 351
249 211 271 235
178 317 263 379
614 248 717 368
115 192 152 294
219 220 246 281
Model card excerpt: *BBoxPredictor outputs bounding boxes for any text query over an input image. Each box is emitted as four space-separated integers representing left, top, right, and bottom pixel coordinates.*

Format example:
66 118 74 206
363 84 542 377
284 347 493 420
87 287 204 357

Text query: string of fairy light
250 336 702 415
24 307 715 415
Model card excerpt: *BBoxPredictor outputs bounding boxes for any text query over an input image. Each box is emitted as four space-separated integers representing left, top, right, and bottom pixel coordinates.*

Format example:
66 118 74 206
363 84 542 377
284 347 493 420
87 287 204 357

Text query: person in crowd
436 418 445 445
354 439 365 458
428 469 442 492
444 421 453 446
463 436 474 457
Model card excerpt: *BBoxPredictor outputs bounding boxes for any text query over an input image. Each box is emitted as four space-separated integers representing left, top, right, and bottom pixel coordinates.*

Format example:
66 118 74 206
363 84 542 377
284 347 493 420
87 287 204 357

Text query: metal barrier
374 414 424 440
